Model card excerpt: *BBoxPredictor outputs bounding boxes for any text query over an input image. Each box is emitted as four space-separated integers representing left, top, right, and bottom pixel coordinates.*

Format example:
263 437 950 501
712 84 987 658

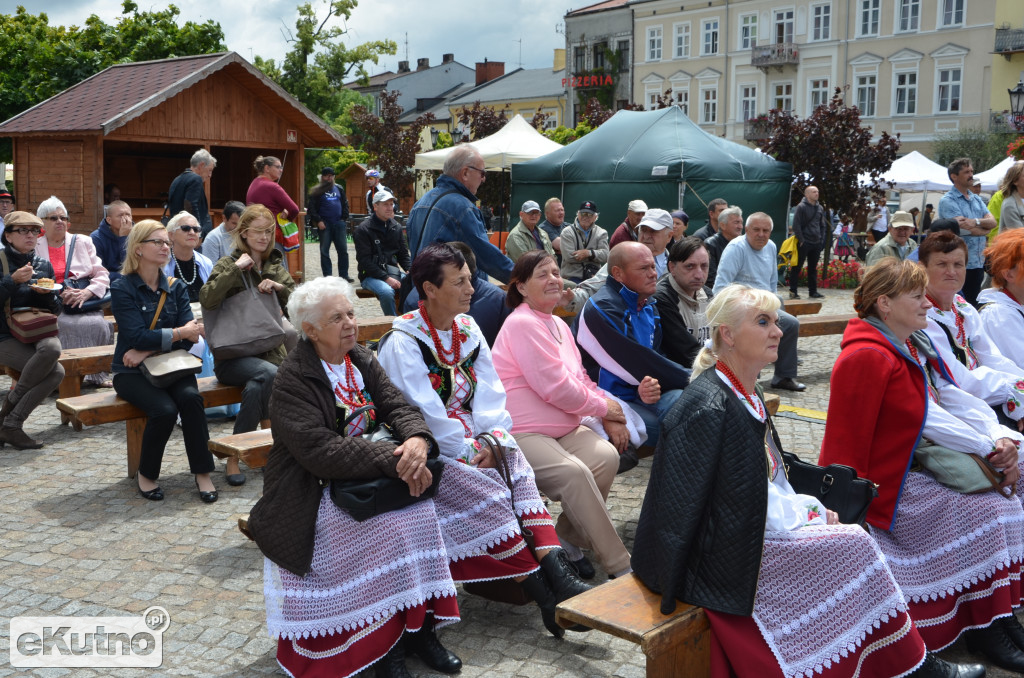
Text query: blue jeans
361 275 400 315
319 219 349 278
625 388 683 448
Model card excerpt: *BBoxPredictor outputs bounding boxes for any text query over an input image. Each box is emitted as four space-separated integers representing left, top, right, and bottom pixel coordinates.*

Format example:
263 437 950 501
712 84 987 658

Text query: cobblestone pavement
0 245 1014 676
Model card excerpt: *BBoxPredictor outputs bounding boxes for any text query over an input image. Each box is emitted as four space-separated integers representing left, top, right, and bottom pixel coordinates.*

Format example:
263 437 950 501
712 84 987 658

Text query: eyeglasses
177 225 201 233
46 215 69 223
10 227 41 236
272 164 283 170
466 166 487 176
0 199 13 205
142 239 171 247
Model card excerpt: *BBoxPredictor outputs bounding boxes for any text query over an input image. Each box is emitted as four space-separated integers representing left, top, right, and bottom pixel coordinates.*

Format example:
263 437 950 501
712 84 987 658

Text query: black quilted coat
632 369 769 616
249 339 436 576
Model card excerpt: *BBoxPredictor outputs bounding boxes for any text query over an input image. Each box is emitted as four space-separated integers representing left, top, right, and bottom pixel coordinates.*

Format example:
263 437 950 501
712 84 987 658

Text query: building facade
632 0 1004 155
564 0 634 126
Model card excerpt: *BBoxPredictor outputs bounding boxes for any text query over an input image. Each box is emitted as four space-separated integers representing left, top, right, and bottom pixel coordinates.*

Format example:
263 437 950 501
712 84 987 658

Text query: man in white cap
561 200 610 283
866 211 919 266
636 208 674 278
609 199 648 247
505 200 554 263
353 189 410 315
363 169 392 214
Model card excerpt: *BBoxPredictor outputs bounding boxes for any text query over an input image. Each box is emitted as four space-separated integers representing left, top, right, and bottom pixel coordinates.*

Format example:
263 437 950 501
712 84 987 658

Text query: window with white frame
774 10 794 44
811 3 831 41
859 0 880 37
773 82 793 112
940 0 964 27
675 89 689 115
646 88 661 110
574 47 586 73
701 87 718 124
937 67 961 112
647 26 663 61
856 74 877 116
898 0 920 32
740 85 758 121
809 78 830 111
894 71 917 114
702 19 719 56
673 23 691 59
740 15 757 50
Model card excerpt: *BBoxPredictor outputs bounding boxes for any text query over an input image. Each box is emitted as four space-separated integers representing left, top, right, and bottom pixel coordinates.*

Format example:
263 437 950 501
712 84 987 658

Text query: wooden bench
798 313 856 337
556 573 709 678
781 299 822 316
209 429 272 470
56 376 244 479
358 316 395 342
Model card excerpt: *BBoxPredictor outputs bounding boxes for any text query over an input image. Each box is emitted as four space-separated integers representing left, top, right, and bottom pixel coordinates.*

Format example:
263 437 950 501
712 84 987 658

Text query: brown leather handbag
1 252 58 344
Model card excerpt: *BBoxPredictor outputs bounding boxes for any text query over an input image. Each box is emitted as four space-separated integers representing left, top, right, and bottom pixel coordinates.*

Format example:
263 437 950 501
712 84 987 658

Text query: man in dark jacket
405 144 512 283
704 206 743 290
652 237 712 369
90 200 133 281
308 167 352 280
789 185 828 299
692 198 728 241
167 149 216 237
575 242 690 447
354 190 410 315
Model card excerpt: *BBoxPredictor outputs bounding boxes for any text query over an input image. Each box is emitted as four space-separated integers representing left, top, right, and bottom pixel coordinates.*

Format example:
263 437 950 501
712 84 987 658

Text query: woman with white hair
249 276 463 678
633 284 976 678
35 195 113 387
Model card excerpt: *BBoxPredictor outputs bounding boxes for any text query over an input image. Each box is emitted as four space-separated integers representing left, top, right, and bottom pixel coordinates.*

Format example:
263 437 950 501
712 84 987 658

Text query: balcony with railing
995 28 1024 57
751 42 799 71
744 117 773 142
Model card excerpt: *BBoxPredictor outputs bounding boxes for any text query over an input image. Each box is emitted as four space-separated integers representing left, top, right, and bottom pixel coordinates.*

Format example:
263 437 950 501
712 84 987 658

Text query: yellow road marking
777 404 827 421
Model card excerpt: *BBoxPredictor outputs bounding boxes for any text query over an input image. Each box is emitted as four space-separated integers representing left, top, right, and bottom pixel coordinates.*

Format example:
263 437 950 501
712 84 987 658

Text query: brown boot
0 426 42 450
0 396 15 429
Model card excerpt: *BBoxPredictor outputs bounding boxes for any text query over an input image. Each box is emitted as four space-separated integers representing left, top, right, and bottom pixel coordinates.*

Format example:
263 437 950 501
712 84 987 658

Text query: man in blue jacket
405 144 513 284
575 241 690 447
91 200 133 281
308 167 352 280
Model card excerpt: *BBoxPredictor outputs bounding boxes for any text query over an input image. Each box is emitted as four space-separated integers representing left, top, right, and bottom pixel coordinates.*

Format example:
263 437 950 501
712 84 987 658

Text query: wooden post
126 418 146 479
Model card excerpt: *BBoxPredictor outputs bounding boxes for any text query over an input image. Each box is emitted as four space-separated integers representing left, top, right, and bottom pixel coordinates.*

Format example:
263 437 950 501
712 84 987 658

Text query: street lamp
429 128 439 146
1010 80 1024 131
451 128 465 144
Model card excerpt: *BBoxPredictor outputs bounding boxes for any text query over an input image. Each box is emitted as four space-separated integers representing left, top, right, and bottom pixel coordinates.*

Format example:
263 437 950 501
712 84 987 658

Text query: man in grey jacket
789 185 828 300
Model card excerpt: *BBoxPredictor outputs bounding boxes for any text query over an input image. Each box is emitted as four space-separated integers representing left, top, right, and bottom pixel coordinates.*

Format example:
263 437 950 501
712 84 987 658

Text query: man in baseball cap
610 199 648 247
364 169 393 214
506 200 555 263
636 208 674 277
308 166 352 280
0 189 14 221
354 189 409 315
560 200 610 283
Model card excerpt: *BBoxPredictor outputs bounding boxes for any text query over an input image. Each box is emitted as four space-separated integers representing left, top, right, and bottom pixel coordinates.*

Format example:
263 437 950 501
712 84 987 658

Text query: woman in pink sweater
246 155 300 266
492 250 632 578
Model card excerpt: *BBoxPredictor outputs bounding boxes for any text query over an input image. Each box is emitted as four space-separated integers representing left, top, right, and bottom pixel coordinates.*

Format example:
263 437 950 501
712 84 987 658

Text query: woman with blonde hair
997 161 1024 232
634 282 956 678
822 258 1024 671
111 220 216 503
200 204 294 486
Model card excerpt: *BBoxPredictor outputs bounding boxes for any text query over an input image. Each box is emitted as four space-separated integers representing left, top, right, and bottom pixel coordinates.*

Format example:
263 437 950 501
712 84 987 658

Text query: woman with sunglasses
0 210 63 450
34 196 113 388
111 220 216 503
162 212 213 304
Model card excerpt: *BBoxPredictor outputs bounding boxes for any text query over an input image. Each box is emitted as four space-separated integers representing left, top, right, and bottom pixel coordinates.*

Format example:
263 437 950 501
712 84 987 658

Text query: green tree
253 0 396 121
759 88 901 218
932 126 1017 171
0 2 225 161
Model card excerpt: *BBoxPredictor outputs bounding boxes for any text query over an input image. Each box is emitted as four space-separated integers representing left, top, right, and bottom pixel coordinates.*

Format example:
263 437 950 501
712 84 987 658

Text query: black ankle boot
520 570 563 638
0 396 14 428
373 641 413 678
539 548 593 602
908 652 985 678
405 625 462 674
997 614 1024 653
966 623 1024 672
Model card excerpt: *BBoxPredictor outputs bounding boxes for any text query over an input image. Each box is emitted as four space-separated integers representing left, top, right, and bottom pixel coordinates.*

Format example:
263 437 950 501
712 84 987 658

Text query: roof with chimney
383 56 476 116
450 66 566 106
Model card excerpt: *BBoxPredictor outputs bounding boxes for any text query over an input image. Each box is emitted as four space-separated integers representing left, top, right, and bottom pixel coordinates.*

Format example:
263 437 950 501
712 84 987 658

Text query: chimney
442 53 455 64
475 58 505 85
417 57 430 71
553 48 566 72
397 60 410 73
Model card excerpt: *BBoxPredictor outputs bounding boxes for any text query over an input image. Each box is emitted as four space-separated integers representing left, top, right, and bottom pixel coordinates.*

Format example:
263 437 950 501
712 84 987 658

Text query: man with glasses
91 200 134 281
406 144 513 283
0 189 14 222
168 149 217 238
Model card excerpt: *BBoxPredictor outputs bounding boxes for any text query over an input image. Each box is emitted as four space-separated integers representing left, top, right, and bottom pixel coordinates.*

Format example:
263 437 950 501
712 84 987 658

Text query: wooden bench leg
643 607 710 678
58 375 84 429
126 417 145 479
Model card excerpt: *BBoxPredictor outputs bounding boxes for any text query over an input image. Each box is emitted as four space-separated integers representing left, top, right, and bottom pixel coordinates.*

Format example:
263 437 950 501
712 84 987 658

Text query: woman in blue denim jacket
111 220 216 503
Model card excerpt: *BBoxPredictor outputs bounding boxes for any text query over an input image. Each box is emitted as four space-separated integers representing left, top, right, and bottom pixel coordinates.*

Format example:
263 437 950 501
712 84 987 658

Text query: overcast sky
3 1 586 75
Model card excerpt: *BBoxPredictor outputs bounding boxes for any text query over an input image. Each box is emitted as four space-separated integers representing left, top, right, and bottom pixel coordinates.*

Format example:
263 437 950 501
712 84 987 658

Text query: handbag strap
149 277 177 331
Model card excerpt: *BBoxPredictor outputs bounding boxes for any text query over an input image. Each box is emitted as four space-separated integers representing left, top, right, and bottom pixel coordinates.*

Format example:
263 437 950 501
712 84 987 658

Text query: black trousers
790 242 823 295
962 268 984 307
113 371 213 480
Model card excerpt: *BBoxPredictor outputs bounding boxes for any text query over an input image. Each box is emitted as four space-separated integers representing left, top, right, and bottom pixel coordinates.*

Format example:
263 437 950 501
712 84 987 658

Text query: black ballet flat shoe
966 623 1024 672
405 627 462 674
194 479 218 504
225 473 246 486
138 486 164 501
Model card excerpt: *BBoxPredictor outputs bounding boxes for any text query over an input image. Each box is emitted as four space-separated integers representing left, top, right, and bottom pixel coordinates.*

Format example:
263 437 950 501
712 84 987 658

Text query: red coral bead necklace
716 360 764 419
419 301 463 366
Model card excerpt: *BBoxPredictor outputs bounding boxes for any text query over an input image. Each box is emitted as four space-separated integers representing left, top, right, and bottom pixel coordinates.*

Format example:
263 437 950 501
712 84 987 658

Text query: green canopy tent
510 107 794 245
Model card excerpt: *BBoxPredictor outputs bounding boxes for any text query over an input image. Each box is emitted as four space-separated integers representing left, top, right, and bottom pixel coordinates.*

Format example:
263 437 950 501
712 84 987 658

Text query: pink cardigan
492 304 608 438
34 232 110 299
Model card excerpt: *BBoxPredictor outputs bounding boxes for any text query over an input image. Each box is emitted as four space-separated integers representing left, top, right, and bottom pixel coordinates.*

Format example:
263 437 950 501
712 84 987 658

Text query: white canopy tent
860 151 952 192
974 156 1015 192
414 114 563 170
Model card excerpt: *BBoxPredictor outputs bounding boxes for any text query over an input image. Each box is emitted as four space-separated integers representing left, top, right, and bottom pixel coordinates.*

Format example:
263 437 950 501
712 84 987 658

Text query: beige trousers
516 426 631 574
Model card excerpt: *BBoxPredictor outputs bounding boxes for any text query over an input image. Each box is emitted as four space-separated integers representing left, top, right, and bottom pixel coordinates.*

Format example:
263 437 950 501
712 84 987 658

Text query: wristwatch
974 218 980 227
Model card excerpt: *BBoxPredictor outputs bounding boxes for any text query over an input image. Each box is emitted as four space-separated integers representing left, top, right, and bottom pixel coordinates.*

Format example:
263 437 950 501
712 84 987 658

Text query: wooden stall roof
0 52 344 147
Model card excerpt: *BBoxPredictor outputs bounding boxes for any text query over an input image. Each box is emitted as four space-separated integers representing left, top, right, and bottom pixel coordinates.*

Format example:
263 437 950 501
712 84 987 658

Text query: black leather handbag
329 406 444 522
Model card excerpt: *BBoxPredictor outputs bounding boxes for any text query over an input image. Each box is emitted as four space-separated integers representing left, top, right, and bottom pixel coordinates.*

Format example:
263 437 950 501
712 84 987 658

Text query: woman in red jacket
821 258 1024 671
246 155 300 265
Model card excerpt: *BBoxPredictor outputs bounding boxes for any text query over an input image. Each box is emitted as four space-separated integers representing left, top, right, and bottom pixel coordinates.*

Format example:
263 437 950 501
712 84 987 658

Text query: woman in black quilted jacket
632 283 978 678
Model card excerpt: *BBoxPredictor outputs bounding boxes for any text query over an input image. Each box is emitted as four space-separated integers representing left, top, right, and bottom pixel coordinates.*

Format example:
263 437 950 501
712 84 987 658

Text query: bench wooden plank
556 573 709 678
209 429 273 469
782 299 822 316
798 313 856 338
357 316 394 343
